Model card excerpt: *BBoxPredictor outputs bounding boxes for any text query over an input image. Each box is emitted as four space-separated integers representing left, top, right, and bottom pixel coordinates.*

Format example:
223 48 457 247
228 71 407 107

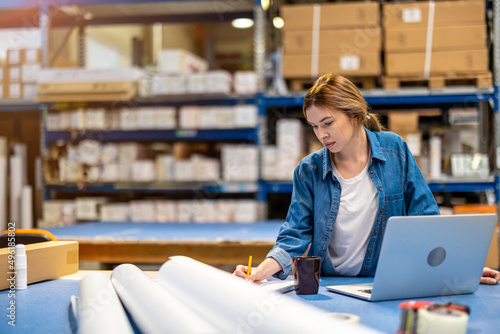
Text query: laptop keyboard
358 289 373 294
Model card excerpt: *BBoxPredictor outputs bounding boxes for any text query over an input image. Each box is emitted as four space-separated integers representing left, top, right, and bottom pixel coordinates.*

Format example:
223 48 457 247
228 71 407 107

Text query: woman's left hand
480 267 500 285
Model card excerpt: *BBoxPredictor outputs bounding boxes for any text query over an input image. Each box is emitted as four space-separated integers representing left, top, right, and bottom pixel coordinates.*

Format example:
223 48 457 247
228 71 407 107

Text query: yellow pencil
247 255 252 277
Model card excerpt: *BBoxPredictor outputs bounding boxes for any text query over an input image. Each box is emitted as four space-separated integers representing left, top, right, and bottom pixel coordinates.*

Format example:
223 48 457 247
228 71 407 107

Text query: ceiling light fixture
231 18 254 29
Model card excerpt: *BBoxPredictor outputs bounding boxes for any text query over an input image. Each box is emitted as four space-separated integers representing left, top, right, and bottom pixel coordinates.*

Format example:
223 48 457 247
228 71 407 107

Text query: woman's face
305 105 356 154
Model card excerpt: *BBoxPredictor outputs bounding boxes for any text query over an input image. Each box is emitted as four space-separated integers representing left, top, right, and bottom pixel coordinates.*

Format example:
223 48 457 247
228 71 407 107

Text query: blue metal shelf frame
45 128 258 143
264 90 496 108
46 182 259 194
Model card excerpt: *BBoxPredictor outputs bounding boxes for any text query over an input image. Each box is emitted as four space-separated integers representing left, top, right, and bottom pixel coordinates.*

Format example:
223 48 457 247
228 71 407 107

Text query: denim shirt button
374 229 378 233
363 267 368 271
368 250 372 254
370 169 374 174
380 208 384 213
378 186 382 191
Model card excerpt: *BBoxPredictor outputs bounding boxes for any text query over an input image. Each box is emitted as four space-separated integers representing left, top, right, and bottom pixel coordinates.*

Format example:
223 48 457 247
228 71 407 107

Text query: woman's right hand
232 257 283 284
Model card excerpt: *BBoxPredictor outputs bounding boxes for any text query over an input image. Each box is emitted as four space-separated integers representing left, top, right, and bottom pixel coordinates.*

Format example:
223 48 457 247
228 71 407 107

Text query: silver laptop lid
370 214 497 301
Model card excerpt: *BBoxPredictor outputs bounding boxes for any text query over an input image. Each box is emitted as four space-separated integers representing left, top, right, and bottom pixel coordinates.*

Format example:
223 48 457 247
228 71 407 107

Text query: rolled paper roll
111 263 219 334
78 272 134 334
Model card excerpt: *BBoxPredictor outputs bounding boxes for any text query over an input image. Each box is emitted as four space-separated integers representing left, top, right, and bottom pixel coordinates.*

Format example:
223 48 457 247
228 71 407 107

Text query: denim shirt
267 129 440 279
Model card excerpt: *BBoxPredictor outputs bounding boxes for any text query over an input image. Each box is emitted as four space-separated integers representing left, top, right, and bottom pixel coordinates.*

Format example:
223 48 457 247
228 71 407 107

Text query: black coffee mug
292 256 321 295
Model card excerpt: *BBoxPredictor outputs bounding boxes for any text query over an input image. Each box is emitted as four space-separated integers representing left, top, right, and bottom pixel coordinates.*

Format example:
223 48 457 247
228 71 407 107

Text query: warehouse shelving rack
1 0 499 220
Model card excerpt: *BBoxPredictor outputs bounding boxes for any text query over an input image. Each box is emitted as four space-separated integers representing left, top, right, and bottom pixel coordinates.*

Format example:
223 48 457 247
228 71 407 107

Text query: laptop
326 214 497 301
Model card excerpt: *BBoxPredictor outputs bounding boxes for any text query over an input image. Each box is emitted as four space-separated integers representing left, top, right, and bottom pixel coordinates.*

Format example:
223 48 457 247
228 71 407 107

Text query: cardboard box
0 241 79 290
388 111 419 133
5 83 22 99
383 0 485 29
282 2 379 31
285 27 381 55
157 49 208 75
385 49 488 76
21 48 42 64
6 49 21 65
385 25 486 53
5 66 21 83
283 52 380 78
233 71 258 94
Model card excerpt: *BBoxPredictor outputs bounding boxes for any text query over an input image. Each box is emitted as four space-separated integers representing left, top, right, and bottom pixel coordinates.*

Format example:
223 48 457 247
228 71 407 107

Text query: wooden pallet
288 76 378 92
383 71 492 90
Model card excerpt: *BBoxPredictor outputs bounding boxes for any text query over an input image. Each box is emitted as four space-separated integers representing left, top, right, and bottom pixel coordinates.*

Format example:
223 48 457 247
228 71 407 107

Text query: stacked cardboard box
36 67 145 102
387 111 422 163
281 2 381 80
1 48 40 100
383 0 489 83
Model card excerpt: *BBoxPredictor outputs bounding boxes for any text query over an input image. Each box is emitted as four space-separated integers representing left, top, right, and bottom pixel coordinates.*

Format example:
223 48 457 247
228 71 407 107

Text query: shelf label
340 56 360 71
402 8 422 23
175 129 198 138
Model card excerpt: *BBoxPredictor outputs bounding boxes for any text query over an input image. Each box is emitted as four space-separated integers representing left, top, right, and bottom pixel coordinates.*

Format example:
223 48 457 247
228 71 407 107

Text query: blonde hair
303 73 384 132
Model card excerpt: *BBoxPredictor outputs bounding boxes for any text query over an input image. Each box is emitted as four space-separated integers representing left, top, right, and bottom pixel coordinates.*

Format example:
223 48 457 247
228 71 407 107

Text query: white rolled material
158 256 380 334
78 272 134 334
0 156 7 231
21 185 33 229
9 156 23 224
13 144 27 187
111 263 219 334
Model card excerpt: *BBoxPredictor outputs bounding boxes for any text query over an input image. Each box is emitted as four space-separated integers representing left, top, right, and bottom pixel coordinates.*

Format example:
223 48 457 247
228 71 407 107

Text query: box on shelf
174 160 194 182
233 71 258 94
179 106 201 129
130 200 157 222
283 53 380 78
284 27 381 55
388 111 419 134
156 154 175 181
0 241 79 291
36 67 143 101
21 63 40 83
384 25 486 53
154 107 177 129
234 105 258 128
6 49 22 65
221 145 259 182
101 203 130 222
383 0 485 30
75 197 108 221
234 200 259 223
131 160 156 182
206 71 232 94
282 2 379 31
151 75 187 95
157 49 208 75
5 66 21 82
186 73 207 94
156 201 178 223
385 49 488 76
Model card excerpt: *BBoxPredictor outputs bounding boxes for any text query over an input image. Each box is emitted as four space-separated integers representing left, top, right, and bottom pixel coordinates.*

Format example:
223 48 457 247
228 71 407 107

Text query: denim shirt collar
322 128 387 180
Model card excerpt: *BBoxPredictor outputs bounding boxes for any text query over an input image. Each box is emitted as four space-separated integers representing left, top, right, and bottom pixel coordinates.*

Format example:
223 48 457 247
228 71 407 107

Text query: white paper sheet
78 272 134 334
111 263 220 334
158 256 381 334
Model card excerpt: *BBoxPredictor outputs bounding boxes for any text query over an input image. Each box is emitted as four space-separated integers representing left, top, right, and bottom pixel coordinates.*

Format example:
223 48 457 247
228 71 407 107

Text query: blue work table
1 275 499 333
46 221 282 265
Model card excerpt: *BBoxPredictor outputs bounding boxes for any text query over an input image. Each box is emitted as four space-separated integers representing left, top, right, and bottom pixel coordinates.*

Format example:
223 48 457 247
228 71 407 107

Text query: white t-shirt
328 157 379 276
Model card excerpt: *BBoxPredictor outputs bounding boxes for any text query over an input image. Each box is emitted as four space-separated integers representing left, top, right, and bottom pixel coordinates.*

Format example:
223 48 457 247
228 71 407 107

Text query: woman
233 73 499 285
